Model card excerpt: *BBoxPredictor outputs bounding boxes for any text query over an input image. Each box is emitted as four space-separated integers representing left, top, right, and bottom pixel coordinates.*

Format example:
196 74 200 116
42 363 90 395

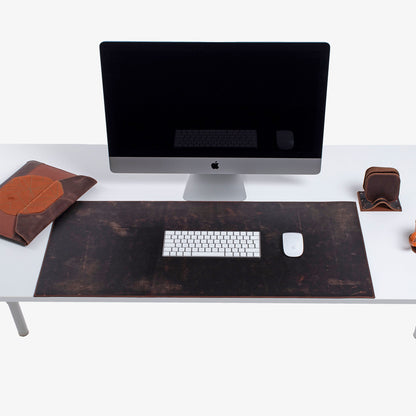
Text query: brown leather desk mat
35 201 374 298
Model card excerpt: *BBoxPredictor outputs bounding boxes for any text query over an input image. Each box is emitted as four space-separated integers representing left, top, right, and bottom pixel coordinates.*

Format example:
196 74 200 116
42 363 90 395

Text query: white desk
1 144 416 336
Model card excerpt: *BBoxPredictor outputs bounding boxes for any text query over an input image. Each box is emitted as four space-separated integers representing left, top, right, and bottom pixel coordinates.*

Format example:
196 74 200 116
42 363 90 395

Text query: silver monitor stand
183 174 246 201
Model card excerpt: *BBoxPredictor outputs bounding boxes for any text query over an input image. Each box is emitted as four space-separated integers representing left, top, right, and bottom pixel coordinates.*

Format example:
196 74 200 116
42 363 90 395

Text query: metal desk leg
7 302 29 337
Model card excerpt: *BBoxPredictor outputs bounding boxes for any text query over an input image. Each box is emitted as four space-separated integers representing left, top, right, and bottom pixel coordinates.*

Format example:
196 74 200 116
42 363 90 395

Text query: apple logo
211 161 219 170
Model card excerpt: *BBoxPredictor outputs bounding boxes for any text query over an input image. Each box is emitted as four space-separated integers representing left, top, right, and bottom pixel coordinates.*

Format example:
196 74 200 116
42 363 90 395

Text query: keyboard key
246 248 260 254
192 251 225 257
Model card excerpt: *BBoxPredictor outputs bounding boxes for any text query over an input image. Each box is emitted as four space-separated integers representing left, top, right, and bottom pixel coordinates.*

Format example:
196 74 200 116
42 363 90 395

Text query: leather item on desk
410 224 416 253
0 161 97 245
35 201 374 298
358 167 401 211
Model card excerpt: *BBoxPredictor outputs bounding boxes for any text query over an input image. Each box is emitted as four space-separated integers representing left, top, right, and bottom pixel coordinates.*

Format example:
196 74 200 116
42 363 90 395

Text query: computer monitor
100 42 330 200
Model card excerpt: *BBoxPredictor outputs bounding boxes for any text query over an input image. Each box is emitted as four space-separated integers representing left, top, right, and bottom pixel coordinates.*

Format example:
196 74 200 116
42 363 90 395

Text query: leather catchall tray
0 161 97 245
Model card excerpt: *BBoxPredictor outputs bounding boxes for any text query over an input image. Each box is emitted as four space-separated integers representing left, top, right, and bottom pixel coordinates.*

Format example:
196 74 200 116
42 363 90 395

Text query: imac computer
100 42 330 200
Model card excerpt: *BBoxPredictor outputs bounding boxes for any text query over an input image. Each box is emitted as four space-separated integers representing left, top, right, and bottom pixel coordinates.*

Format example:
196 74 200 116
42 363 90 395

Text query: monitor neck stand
183 174 247 201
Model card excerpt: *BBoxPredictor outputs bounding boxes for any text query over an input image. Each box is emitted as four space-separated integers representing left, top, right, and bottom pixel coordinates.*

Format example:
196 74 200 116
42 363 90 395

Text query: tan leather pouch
0 161 97 245
358 167 401 211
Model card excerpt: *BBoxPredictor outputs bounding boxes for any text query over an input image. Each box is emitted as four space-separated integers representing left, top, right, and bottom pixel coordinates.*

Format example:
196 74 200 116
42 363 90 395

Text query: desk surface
0 144 415 302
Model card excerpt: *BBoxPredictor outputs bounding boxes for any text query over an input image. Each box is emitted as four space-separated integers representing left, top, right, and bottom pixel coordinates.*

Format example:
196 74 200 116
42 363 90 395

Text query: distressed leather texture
35 201 374 298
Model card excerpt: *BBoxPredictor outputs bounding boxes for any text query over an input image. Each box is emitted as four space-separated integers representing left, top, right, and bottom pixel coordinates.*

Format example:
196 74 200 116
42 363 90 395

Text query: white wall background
0 0 415 145
1 2 416 416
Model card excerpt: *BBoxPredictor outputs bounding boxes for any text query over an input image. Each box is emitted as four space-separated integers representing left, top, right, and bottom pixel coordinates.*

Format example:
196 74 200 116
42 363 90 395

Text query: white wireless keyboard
162 230 261 258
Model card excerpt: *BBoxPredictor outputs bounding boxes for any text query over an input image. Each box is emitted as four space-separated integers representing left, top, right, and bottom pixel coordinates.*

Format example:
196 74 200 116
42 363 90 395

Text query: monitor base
183 174 247 201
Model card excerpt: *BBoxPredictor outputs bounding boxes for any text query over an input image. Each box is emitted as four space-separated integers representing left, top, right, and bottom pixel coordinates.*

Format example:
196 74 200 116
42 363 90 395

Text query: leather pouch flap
0 160 97 246
14 175 97 244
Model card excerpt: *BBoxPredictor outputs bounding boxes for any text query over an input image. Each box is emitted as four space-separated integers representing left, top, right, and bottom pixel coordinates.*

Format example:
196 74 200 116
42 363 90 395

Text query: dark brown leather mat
35 201 374 298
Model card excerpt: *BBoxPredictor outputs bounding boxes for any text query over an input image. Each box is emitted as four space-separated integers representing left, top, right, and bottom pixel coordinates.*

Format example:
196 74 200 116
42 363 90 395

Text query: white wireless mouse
282 232 304 257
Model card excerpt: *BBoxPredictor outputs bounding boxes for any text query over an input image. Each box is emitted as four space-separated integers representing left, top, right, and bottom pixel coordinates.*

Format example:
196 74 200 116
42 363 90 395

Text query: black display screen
100 42 329 158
